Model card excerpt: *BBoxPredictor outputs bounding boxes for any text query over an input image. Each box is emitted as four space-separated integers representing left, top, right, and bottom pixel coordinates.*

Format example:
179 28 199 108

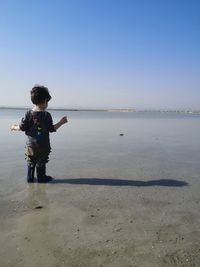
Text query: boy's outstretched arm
11 124 21 131
54 116 68 130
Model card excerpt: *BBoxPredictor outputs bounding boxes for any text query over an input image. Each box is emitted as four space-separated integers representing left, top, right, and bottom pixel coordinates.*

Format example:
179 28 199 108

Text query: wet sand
1 110 200 266
1 174 200 267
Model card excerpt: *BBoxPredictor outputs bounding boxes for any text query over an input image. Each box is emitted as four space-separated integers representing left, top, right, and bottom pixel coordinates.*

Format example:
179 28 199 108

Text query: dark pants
25 146 51 183
25 146 51 167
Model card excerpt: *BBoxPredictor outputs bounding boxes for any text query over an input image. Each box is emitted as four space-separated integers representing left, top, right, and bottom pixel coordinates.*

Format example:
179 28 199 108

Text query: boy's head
30 85 51 105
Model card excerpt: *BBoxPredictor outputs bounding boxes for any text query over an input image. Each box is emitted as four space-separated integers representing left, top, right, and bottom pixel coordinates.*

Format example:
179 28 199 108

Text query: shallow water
1 109 200 267
1 109 200 198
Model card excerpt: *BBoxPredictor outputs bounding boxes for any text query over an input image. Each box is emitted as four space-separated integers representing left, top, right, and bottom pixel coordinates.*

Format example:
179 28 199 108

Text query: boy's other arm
54 116 68 130
10 124 21 131
11 111 31 131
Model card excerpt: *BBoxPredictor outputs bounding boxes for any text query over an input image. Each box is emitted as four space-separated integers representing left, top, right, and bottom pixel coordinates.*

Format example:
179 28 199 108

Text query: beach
1 110 200 267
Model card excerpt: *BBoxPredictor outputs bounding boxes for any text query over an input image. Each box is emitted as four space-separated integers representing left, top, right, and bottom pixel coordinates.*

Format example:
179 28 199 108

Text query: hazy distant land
0 106 199 114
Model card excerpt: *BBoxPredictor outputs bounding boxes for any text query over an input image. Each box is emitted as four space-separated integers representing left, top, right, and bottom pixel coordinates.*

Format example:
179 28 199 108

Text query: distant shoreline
0 106 199 114
0 107 106 112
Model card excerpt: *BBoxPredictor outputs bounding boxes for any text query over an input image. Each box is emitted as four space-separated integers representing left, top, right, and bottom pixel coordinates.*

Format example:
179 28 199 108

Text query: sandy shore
1 109 200 266
1 176 200 267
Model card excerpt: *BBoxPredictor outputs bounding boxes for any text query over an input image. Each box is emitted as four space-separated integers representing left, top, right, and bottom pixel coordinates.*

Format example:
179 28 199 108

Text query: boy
11 85 68 183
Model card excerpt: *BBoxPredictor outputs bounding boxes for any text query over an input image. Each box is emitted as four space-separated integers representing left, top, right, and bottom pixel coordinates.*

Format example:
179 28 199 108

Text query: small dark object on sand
119 133 124 136
34 206 43 209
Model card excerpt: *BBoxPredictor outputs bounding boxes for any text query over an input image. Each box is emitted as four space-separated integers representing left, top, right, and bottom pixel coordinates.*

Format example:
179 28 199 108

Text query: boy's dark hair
31 85 51 105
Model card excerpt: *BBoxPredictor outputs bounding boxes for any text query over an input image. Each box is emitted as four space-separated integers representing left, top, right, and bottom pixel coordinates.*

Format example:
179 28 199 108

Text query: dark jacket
20 110 56 149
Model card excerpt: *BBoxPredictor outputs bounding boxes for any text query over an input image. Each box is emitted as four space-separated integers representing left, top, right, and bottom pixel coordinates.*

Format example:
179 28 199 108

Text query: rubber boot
36 165 53 183
27 164 35 183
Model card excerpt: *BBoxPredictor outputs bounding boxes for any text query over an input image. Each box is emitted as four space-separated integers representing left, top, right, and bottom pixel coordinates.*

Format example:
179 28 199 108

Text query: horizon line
0 106 199 113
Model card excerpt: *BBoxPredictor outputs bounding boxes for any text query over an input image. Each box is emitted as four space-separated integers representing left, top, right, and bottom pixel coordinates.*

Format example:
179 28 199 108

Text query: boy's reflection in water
27 183 49 210
23 184 57 266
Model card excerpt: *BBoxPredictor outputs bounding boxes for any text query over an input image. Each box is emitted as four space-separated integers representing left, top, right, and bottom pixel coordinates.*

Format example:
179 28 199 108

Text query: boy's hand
10 124 20 131
60 116 68 125
54 116 68 130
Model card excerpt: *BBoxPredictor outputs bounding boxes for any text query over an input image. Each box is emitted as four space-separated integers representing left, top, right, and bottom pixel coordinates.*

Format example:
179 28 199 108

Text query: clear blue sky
0 0 199 109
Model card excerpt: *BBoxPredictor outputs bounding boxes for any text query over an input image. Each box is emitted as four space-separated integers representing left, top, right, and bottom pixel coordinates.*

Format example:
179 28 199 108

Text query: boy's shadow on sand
51 178 188 187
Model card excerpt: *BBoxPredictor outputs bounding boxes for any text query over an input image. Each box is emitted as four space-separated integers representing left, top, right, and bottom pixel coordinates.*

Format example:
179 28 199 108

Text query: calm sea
1 109 200 198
